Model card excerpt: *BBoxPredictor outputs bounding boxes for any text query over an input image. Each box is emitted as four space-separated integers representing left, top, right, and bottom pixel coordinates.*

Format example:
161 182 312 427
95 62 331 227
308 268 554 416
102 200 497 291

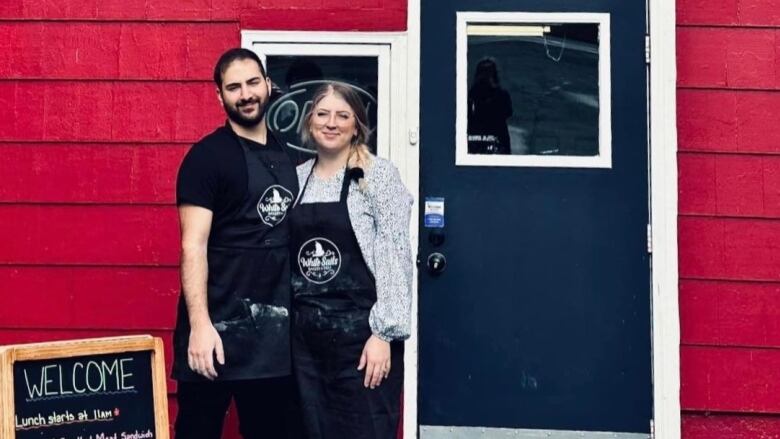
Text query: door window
456 13 612 168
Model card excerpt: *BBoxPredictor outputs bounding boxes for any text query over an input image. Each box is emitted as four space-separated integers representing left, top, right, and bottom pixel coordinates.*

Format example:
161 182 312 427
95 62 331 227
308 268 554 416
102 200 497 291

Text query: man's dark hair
213 48 267 88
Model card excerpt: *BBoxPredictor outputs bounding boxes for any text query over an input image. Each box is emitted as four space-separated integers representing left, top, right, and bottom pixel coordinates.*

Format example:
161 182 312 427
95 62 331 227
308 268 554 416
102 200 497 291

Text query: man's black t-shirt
176 127 246 217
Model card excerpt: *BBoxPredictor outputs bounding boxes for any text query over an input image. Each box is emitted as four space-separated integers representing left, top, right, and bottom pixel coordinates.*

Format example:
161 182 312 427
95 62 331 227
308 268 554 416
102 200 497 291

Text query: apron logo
257 185 293 226
298 238 341 284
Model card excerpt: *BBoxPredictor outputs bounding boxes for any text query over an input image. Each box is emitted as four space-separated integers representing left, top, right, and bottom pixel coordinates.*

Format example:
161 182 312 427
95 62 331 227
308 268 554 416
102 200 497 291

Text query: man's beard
224 97 266 128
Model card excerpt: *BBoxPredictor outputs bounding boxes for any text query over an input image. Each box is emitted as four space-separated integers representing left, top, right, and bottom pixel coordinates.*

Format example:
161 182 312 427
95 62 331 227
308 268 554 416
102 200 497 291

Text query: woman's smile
320 131 341 139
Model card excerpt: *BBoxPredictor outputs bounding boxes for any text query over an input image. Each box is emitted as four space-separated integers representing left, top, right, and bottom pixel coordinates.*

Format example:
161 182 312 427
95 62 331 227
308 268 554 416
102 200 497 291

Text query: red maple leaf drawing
114 408 120 417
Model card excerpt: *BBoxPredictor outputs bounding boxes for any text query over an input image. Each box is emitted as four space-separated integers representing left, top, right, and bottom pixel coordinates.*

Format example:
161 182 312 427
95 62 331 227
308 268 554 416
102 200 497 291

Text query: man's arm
179 204 224 380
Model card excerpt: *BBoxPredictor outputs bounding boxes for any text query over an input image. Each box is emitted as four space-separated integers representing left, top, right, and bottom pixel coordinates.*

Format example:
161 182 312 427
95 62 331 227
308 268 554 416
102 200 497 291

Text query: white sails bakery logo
298 238 341 284
257 185 293 226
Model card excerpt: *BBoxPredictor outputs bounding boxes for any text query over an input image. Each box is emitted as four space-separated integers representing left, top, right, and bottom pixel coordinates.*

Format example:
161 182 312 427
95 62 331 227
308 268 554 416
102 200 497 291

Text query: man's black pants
174 376 302 439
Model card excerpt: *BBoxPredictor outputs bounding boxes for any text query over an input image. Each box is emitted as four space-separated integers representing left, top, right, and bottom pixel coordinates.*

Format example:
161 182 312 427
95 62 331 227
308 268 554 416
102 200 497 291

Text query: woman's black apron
173 129 299 381
289 168 404 439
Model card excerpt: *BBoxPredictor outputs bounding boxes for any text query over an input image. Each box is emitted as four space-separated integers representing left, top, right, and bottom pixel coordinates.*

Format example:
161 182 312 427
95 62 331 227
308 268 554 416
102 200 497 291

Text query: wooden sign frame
0 335 169 439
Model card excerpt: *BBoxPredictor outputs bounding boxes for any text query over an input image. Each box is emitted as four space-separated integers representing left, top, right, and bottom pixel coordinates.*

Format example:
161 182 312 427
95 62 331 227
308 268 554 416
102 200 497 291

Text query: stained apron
289 167 403 439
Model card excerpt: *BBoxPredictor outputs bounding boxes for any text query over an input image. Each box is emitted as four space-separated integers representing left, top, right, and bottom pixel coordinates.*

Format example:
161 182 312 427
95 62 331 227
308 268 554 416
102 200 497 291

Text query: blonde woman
288 82 413 438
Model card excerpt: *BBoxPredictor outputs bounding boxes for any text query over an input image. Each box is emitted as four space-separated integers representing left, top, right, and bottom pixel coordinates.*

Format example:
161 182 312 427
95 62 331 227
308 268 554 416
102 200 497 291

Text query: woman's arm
358 158 413 388
367 159 414 341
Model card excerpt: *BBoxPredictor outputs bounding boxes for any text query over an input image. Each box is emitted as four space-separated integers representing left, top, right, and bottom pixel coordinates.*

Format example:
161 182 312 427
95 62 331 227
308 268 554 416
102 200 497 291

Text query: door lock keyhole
427 252 447 275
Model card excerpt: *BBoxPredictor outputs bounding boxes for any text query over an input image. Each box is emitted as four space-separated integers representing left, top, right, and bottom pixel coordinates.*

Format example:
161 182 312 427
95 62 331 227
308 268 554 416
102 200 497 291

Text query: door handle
426 252 447 275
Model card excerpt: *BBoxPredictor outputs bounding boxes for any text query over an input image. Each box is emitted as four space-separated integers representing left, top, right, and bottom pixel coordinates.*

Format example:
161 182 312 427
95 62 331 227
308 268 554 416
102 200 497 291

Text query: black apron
173 128 299 381
289 168 404 439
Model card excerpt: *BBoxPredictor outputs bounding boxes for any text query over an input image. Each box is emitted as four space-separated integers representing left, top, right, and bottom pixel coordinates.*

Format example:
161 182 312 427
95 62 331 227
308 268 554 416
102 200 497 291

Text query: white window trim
455 12 612 168
240 31 408 161
406 2 680 439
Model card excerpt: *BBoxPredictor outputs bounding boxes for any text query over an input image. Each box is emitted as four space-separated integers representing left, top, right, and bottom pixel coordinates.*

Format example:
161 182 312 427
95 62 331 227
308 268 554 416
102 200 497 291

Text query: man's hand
187 323 225 380
357 335 391 389
179 204 219 379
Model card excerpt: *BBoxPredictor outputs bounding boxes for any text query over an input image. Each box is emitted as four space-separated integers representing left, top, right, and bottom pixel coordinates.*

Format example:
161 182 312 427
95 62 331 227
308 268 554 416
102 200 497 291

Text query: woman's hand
357 335 391 389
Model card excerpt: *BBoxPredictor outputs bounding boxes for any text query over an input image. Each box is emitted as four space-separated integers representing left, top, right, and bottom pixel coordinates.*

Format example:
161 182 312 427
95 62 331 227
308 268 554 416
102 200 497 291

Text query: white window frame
455 12 612 168
241 31 408 161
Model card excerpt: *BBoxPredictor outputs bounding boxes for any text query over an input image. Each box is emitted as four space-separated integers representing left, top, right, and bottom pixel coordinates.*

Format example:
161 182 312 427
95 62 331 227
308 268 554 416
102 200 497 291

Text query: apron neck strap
339 169 352 202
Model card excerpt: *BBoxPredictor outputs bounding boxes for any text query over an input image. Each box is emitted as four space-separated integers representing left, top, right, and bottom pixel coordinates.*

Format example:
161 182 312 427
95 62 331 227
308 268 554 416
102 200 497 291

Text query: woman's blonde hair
300 81 373 170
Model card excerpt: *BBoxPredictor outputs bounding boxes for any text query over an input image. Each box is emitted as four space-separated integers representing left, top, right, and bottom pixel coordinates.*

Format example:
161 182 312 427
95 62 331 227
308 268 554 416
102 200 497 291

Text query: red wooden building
678 0 780 436
1 0 777 437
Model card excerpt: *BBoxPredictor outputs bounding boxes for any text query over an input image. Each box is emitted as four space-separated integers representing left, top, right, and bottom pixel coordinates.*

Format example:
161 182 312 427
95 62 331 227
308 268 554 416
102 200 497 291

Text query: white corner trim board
648 0 681 437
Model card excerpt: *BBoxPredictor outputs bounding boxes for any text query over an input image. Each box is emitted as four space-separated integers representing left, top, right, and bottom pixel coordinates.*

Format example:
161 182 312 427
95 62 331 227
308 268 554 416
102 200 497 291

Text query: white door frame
405 0 680 437
647 0 680 436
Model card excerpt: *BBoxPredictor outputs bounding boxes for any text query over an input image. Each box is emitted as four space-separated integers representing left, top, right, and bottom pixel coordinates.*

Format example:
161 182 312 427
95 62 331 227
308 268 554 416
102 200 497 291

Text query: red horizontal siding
142 0 221 21
678 90 780 153
681 345 780 413
679 216 780 281
0 0 406 27
680 279 780 348
0 330 175 369
0 81 223 142
678 0 780 26
679 153 780 218
0 144 186 204
240 7 406 31
677 0 737 25
0 205 179 265
677 27 777 89
0 22 238 80
738 0 780 26
683 413 780 438
677 90 737 152
0 266 178 329
118 23 238 80
678 153 718 215
676 0 780 430
0 2 409 439
0 328 170 346
0 0 231 21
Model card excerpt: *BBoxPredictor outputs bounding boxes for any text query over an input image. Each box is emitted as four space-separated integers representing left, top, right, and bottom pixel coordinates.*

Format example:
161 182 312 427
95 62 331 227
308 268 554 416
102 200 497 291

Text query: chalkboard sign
0 336 169 439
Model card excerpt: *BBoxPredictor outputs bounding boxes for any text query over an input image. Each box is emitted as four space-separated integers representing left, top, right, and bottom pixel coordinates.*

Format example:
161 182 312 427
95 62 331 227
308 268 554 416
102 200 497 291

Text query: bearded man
172 48 301 439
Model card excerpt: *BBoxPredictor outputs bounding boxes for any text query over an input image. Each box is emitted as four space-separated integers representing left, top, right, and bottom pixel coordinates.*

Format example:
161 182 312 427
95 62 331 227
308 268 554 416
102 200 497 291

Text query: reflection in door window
467 23 600 156
265 56 379 154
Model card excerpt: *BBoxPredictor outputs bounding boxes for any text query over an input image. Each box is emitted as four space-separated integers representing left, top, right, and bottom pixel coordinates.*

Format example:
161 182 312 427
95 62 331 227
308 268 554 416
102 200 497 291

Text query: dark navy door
418 1 651 437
